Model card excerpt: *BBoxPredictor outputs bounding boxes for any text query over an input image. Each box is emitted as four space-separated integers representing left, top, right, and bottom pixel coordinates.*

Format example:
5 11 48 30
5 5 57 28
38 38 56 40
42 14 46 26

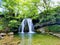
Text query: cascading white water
21 19 27 33
27 19 34 33
18 18 35 33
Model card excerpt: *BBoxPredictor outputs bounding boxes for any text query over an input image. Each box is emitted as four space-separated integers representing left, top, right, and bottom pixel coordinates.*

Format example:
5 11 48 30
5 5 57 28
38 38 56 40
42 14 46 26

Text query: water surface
18 33 60 45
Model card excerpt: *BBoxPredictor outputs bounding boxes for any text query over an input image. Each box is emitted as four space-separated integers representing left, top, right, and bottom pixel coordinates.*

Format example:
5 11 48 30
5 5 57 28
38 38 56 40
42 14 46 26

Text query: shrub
8 20 18 28
0 25 4 30
47 25 60 32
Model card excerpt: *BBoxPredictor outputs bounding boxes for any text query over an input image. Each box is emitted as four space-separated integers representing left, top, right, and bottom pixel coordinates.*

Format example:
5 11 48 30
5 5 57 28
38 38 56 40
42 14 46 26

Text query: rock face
36 27 45 33
39 28 45 33
49 32 60 37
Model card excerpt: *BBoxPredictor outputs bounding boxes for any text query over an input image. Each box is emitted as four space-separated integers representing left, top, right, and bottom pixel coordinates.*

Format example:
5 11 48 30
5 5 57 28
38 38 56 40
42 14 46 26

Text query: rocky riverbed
0 32 20 45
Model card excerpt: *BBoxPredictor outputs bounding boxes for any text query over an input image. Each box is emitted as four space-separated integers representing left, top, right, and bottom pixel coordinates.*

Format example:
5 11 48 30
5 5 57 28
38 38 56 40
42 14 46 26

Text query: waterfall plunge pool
16 33 60 45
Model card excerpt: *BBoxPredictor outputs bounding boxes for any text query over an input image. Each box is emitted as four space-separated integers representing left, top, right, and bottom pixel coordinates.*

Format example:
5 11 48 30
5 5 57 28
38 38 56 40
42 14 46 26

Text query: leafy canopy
2 0 40 19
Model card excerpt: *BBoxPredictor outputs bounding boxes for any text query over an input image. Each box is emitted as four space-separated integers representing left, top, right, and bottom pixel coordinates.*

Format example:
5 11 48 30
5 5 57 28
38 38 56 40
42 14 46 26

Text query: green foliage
1 0 40 28
2 0 39 19
0 18 7 31
0 12 2 15
0 25 4 30
8 20 18 28
1 0 60 32
48 25 60 32
39 6 60 23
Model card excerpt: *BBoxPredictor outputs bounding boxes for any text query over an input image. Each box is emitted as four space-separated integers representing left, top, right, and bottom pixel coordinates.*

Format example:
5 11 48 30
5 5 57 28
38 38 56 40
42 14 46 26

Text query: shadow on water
19 33 33 45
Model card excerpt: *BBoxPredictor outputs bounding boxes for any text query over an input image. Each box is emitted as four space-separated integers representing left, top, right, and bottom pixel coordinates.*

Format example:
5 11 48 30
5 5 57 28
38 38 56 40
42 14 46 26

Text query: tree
1 0 40 30
2 0 40 19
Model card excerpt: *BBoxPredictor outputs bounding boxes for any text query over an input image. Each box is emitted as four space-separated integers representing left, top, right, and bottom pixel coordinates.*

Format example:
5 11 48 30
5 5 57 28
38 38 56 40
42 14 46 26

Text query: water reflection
20 33 25 45
19 33 33 45
28 33 32 45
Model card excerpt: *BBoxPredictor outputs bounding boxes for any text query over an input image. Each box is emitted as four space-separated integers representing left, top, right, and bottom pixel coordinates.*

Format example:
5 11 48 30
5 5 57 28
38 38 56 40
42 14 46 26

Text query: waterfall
18 18 35 33
21 19 26 33
27 19 34 33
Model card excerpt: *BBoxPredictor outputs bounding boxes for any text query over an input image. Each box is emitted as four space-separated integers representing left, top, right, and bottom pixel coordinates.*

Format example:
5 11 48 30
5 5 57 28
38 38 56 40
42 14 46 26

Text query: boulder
0 33 6 36
0 33 6 39
36 27 45 33
8 32 14 35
